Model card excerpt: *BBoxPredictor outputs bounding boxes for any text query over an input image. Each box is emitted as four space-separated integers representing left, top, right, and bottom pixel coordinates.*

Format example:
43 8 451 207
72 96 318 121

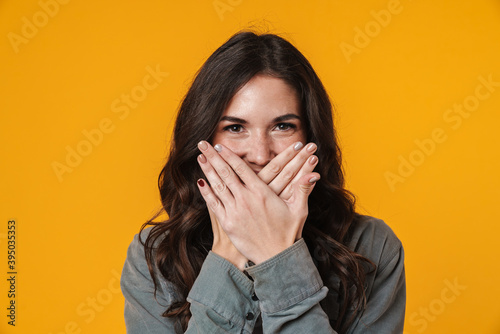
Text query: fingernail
197 179 205 187
306 143 317 152
198 154 207 163
309 156 318 164
309 176 319 183
214 144 222 152
294 142 303 151
198 141 208 151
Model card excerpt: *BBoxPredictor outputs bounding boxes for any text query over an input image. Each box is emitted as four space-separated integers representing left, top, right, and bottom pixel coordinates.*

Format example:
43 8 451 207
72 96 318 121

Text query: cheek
210 132 226 147
211 136 243 156
274 136 304 153
211 130 307 157
281 130 307 149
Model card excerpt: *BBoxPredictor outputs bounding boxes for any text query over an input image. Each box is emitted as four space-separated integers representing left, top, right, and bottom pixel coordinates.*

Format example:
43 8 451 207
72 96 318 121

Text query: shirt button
251 293 259 301
246 312 254 320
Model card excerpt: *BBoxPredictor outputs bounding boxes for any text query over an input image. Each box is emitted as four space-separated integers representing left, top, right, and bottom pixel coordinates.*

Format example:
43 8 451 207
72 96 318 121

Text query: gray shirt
121 215 405 333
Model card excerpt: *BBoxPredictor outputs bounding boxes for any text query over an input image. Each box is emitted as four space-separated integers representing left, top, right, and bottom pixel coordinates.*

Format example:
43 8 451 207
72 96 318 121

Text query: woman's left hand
196 140 320 265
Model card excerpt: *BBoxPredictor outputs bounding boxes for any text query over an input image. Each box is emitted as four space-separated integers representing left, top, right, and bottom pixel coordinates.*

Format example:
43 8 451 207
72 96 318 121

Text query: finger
203 142 264 193
279 154 319 200
196 178 226 220
258 141 305 184
288 173 320 240
289 173 319 225
197 153 235 206
294 173 320 205
268 143 317 195
198 141 247 194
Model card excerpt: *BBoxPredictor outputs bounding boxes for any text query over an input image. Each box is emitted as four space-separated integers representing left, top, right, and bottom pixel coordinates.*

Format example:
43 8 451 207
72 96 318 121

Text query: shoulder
123 227 155 274
125 226 167 263
347 214 404 271
122 227 153 285
121 229 185 332
121 227 176 299
340 216 406 332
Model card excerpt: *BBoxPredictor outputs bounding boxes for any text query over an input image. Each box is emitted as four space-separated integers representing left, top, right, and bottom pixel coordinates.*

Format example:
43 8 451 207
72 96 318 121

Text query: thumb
208 209 221 241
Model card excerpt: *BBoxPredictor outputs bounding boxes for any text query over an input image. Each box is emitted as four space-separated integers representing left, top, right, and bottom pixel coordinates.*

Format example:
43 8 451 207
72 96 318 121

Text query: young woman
121 31 406 333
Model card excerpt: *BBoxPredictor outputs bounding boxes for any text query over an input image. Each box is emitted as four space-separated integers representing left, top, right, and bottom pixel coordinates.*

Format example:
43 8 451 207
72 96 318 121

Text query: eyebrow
220 113 301 124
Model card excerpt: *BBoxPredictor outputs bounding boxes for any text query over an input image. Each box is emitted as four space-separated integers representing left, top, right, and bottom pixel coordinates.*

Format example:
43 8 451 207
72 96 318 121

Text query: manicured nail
306 143 317 152
198 141 208 151
309 156 317 164
198 154 207 163
197 179 205 187
309 176 319 183
294 142 303 151
214 144 222 152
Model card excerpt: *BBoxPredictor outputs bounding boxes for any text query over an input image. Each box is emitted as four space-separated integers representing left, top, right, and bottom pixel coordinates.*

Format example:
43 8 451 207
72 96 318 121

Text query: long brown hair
141 31 374 333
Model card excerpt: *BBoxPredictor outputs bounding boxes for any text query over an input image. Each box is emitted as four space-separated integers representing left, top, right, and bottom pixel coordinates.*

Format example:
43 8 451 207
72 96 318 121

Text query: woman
121 31 405 333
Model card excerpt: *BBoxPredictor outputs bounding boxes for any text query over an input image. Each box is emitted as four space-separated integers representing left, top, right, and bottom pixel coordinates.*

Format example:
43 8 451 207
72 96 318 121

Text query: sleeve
120 232 259 334
347 241 406 334
244 238 338 334
241 231 406 334
186 252 259 333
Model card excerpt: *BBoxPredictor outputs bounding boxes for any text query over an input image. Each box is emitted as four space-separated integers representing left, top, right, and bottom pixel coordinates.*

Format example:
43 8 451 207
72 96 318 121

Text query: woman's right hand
207 141 318 267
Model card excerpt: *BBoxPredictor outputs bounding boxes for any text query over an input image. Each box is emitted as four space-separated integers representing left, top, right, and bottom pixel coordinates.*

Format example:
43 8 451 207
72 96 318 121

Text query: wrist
212 246 247 271
249 240 296 265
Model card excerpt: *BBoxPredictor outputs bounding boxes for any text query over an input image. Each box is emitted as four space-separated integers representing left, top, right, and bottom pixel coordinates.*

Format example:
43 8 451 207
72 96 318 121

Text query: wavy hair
141 31 374 333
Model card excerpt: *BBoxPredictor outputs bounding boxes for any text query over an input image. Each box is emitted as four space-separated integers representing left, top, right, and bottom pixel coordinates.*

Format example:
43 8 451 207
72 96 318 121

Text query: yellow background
1 0 499 333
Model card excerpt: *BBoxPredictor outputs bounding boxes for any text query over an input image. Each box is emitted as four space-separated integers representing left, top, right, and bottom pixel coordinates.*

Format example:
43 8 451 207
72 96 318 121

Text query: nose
244 132 276 170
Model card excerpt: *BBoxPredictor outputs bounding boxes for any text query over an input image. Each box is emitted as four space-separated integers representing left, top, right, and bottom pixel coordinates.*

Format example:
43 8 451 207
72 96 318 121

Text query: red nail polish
197 179 205 187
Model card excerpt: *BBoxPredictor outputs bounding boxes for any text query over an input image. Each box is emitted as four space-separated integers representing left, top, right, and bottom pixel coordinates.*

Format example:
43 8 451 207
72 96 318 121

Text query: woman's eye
223 124 243 133
275 123 296 131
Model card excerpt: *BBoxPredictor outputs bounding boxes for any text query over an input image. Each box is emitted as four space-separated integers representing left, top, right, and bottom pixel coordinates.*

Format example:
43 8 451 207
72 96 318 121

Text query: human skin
196 75 321 268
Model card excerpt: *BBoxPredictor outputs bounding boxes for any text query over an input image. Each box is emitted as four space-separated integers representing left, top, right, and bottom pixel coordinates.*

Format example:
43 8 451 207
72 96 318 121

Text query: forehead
223 74 301 119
